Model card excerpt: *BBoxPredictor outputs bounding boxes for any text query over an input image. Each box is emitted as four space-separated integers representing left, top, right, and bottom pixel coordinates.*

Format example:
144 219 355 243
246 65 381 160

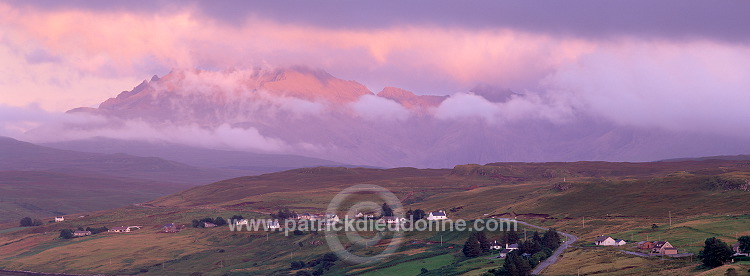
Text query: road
514 220 578 275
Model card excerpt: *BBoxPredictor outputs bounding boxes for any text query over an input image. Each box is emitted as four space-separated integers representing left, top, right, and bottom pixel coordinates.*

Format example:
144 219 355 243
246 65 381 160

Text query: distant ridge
659 154 750 162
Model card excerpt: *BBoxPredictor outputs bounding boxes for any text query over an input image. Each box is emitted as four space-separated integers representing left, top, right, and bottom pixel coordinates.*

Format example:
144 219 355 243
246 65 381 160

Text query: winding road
515 220 578 275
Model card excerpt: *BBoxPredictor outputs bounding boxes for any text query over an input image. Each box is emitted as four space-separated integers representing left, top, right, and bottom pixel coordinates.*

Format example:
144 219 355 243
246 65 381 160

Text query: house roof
110 226 129 230
163 223 175 227
74 230 91 234
595 236 612 242
500 249 513 253
653 241 670 248
430 211 446 216
616 239 625 243
508 243 519 248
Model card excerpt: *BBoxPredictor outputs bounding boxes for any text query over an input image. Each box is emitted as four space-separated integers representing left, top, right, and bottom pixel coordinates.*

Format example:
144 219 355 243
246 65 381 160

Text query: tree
725 268 738 276
651 224 659 229
420 268 429 274
505 229 520 244
477 231 491 253
413 209 426 220
738 236 750 254
463 233 482 257
542 228 562 250
381 203 394 217
532 231 542 244
501 252 519 276
699 237 734 268
59 229 74 239
290 260 306 269
192 219 201 228
19 217 33 227
214 217 227 226
520 239 541 255
295 271 312 276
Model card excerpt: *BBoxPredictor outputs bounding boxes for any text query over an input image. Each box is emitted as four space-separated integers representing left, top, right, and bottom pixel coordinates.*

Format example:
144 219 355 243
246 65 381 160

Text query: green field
1 160 749 275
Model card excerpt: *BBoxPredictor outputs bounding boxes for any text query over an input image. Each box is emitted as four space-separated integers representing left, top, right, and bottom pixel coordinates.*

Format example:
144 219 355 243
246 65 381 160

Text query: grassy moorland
0 160 749 275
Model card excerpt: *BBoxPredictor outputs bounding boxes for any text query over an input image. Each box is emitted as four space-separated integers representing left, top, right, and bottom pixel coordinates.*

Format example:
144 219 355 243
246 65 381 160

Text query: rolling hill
0 136 245 184
0 136 254 222
0 171 185 221
0 160 749 275
148 160 750 219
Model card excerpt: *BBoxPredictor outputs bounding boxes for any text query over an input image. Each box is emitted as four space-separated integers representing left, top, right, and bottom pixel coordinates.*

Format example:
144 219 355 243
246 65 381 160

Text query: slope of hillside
1 160 749 275
150 160 750 218
0 171 185 221
0 136 245 184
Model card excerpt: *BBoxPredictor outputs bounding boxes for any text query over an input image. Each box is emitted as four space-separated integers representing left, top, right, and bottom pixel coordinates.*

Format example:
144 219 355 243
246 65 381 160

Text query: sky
1 1 750 141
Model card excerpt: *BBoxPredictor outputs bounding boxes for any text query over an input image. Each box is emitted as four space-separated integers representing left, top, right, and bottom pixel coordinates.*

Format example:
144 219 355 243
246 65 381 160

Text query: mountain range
45 66 750 168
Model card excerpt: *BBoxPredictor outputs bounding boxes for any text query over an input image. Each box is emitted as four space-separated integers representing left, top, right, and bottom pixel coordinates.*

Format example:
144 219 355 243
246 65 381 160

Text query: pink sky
1 1 750 138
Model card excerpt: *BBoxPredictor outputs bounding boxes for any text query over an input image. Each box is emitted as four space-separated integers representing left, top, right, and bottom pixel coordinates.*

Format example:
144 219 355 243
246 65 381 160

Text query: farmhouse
203 222 217 228
267 220 281 229
299 213 319 220
652 241 677 254
356 212 375 220
163 223 178 233
733 242 749 256
235 219 249 226
324 213 340 223
378 216 405 224
73 230 91 237
108 226 131 233
615 239 627 246
594 236 617 246
426 210 448 220
54 216 65 222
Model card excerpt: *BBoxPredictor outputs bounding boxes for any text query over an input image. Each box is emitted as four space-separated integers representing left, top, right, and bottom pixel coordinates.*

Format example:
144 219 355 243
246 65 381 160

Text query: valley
1 160 748 275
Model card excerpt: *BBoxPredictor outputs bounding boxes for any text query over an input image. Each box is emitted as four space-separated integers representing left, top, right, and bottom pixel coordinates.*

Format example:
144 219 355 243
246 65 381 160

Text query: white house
426 211 448 220
490 241 503 250
108 226 131 233
356 212 375 220
54 216 65 222
235 219 249 226
594 236 617 246
324 213 340 223
379 216 406 224
267 220 280 230
615 239 627 246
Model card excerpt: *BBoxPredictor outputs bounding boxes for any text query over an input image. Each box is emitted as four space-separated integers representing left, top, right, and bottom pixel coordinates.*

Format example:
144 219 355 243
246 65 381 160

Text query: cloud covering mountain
2 1 750 167
11 67 750 168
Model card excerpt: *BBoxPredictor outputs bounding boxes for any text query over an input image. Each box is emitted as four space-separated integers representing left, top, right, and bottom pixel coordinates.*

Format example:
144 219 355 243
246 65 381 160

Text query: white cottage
426 211 448 220
594 236 617 246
